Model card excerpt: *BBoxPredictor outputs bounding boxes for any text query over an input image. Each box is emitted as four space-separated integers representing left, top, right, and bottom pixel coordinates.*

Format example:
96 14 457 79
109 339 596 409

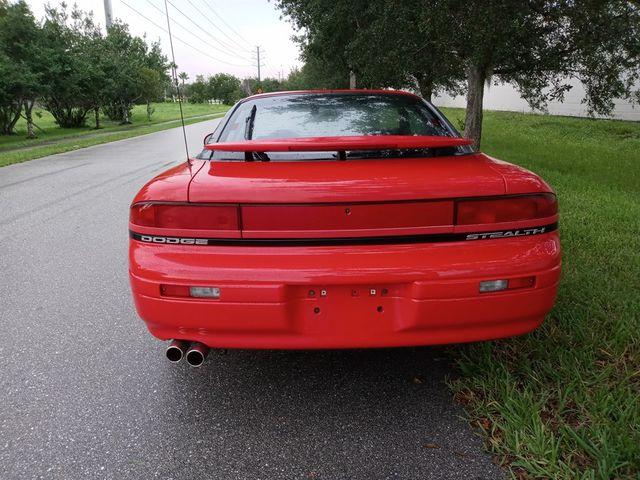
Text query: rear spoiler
204 135 472 152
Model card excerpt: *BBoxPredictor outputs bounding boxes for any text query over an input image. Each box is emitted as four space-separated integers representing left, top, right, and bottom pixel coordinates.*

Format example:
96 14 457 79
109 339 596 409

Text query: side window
218 102 254 143
207 107 237 144
197 105 242 160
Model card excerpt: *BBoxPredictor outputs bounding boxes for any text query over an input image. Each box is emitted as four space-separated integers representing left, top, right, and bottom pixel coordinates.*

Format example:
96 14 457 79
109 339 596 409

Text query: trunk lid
188 154 506 239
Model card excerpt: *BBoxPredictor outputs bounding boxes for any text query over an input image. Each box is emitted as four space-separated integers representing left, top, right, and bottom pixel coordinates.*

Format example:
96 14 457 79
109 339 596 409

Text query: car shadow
136 345 501 479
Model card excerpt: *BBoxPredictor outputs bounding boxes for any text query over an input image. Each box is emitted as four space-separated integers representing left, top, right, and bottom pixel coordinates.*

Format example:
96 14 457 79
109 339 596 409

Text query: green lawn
440 108 640 479
0 102 229 167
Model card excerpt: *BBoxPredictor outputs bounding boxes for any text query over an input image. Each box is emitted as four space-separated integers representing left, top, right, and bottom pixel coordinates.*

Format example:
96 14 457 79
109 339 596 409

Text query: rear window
219 93 452 141
201 93 465 161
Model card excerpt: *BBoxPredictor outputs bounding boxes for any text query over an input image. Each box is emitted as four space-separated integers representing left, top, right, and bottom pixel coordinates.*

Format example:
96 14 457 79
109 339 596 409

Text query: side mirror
203 133 214 145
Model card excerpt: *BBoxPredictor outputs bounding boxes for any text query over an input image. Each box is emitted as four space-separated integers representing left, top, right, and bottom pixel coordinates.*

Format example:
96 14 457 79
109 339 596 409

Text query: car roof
240 89 423 103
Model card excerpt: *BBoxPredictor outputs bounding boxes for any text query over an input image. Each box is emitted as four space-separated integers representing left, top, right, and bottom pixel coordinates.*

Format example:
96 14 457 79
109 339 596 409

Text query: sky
25 0 302 81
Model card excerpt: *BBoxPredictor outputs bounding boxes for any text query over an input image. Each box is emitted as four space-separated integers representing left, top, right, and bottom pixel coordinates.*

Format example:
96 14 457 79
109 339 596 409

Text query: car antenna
163 0 189 161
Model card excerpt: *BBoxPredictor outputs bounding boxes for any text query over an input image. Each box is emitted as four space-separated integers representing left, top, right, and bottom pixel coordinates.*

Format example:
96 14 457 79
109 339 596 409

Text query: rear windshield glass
200 93 465 161
218 93 452 142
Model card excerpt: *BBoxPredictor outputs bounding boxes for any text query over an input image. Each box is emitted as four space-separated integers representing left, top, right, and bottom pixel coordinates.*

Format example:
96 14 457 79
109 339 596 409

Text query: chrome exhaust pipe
166 339 188 363
186 342 209 367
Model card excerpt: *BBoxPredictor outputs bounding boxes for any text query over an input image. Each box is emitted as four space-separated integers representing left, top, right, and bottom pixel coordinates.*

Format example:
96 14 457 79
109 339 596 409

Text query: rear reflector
131 203 239 230
479 279 508 293
479 276 535 293
507 276 536 289
189 286 221 298
456 194 557 225
160 284 190 297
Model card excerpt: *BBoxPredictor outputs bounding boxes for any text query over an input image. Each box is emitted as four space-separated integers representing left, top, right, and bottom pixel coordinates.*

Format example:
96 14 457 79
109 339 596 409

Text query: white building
433 79 639 121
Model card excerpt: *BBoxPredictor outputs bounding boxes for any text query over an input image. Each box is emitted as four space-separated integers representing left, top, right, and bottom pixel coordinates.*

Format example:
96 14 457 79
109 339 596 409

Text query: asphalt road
0 120 504 480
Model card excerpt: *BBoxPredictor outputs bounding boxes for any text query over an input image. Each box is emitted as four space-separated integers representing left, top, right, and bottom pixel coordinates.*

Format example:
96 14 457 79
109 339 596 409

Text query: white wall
433 79 640 121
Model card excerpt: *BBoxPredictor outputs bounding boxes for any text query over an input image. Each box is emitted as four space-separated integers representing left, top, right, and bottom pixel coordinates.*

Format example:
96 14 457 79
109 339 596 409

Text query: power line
165 0 253 62
143 0 247 63
119 0 248 67
184 0 253 55
198 0 253 52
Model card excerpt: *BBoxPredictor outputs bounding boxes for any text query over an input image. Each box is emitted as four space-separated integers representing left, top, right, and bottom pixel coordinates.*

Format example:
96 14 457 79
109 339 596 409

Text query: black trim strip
130 222 558 247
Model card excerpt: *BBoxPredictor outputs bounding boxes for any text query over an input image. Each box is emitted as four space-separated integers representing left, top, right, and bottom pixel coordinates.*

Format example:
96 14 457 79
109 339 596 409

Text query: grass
440 108 640 479
0 102 229 167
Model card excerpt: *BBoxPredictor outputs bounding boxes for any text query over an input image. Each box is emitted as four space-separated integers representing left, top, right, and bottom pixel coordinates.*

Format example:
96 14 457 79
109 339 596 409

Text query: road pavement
0 120 504 479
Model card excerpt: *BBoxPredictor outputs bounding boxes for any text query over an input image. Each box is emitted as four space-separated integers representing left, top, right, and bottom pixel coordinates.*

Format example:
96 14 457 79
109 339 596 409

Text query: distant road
0 120 503 480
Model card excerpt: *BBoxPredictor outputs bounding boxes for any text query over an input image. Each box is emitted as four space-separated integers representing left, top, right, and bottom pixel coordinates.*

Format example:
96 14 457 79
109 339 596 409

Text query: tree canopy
184 73 244 105
275 0 640 148
0 1 170 135
0 0 43 135
2 0 638 148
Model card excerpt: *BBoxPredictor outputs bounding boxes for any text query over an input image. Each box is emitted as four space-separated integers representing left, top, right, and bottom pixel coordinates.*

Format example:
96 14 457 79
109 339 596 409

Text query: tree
101 23 145 124
138 67 164 120
274 0 464 98
39 4 101 128
443 0 640 149
101 22 168 124
177 71 189 101
0 51 23 135
243 77 285 95
277 0 640 149
275 0 360 89
185 75 210 103
346 0 463 101
565 1 640 114
209 73 243 105
281 67 309 90
77 16 109 129
0 0 44 137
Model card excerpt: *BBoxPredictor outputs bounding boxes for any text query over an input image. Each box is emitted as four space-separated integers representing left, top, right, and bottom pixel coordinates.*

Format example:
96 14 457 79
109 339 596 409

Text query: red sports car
129 90 560 367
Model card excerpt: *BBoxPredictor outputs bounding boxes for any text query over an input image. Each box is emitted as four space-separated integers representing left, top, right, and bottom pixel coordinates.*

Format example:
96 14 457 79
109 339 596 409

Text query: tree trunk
25 100 36 139
122 103 130 124
1 101 22 134
463 64 487 151
349 71 356 89
416 78 433 103
146 100 152 121
94 107 101 129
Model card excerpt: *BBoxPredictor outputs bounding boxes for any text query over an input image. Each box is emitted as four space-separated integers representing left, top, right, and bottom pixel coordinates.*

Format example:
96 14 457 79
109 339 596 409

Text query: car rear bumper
129 233 561 349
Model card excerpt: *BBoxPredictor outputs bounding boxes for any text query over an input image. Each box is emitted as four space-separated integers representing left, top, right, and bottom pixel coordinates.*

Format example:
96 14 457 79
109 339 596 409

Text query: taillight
130 203 239 230
455 193 557 225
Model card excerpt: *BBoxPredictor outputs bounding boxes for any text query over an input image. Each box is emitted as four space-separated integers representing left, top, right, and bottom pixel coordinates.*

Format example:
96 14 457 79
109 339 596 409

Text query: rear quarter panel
131 160 207 204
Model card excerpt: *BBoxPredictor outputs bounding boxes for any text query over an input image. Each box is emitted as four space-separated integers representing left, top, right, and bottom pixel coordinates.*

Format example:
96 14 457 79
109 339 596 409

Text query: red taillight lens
130 203 239 230
456 194 557 225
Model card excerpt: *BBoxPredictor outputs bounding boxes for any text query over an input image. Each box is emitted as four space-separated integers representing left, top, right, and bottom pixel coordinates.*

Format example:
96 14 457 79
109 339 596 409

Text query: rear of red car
129 90 560 351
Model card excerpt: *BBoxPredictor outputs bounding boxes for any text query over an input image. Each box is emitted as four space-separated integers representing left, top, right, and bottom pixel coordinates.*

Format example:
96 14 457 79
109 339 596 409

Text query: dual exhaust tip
166 340 209 367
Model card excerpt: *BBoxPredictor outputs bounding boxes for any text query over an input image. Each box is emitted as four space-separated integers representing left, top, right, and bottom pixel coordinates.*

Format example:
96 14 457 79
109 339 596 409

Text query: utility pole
256 46 261 82
349 71 356 89
103 0 113 29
